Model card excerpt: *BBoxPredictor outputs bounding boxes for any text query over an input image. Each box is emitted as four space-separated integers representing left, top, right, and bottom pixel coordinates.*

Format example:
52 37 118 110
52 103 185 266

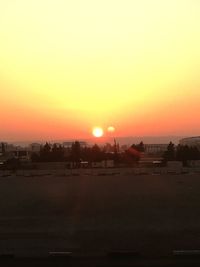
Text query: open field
0 172 200 258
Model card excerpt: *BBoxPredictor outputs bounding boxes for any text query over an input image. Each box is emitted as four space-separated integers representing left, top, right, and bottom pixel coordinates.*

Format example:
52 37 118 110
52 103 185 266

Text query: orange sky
0 0 200 141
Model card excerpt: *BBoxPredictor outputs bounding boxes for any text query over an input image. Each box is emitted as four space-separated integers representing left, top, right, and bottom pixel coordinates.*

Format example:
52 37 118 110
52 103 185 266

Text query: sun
92 127 104 138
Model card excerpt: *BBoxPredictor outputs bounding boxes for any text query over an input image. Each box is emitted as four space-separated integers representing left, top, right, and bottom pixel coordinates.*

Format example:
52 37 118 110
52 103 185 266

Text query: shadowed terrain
0 173 200 257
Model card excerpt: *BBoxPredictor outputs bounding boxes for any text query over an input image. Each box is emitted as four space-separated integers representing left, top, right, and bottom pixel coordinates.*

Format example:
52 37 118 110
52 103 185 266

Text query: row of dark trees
31 142 107 163
163 142 200 164
31 141 142 166
32 143 65 162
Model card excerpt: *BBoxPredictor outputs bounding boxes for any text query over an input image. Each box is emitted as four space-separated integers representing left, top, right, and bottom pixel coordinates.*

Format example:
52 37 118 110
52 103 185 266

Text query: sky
0 0 200 141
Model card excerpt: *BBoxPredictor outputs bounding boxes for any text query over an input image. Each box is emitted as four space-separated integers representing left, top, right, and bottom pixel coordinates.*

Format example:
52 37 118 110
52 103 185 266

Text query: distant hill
5 135 186 147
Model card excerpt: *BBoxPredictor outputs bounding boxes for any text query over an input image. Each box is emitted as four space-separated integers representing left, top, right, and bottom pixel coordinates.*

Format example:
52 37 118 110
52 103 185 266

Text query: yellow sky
0 0 200 140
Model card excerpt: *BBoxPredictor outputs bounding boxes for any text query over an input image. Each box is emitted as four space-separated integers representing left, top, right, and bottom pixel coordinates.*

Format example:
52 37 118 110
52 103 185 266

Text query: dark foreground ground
0 172 200 264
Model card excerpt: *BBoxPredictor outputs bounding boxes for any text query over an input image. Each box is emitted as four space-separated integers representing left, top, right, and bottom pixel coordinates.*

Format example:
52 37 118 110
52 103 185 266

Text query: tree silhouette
52 144 64 161
71 141 81 167
1 143 6 155
81 147 92 162
176 145 200 165
91 144 103 162
190 146 200 160
163 143 200 166
137 141 145 152
176 144 190 166
40 142 51 161
163 142 175 161
36 142 65 162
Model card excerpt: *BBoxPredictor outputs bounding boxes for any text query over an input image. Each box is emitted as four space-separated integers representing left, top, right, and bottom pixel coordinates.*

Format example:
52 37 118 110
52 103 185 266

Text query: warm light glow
0 0 200 140
107 126 115 133
92 127 104 138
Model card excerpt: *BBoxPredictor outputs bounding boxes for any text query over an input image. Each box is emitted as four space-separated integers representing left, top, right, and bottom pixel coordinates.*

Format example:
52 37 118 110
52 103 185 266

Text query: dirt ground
0 173 200 258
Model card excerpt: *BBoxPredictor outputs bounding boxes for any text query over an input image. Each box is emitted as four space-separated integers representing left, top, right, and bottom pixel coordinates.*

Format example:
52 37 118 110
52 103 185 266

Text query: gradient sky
0 0 200 141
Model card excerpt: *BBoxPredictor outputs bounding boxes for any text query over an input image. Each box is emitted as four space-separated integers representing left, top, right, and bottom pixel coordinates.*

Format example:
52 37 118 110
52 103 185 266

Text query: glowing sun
92 127 104 138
